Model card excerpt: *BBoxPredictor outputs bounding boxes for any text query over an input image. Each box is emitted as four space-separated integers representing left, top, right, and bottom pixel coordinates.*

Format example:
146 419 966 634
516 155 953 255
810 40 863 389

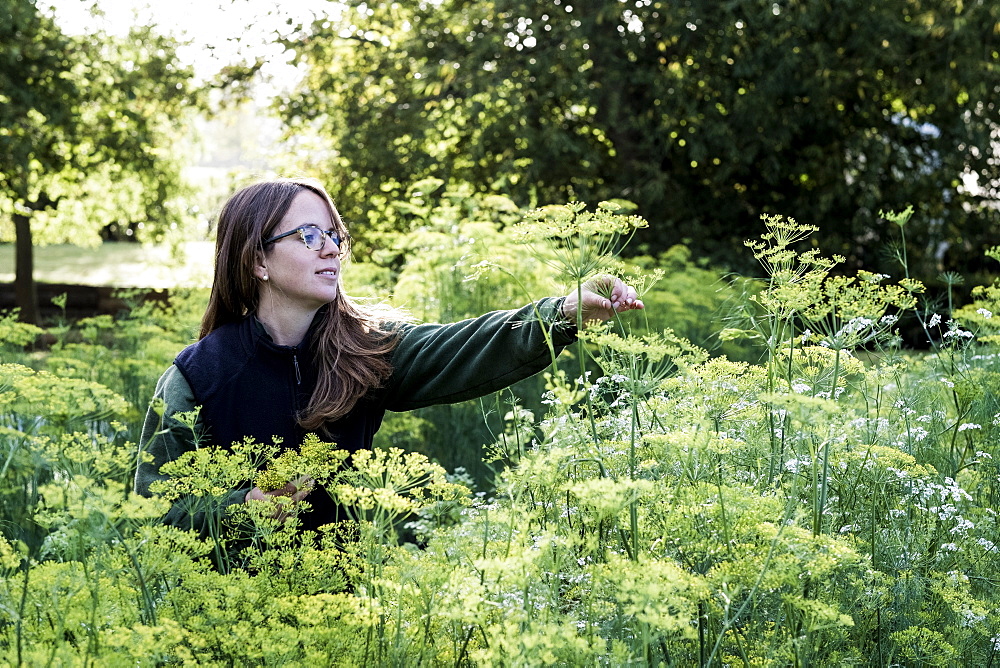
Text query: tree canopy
278 0 999 279
1 0 196 322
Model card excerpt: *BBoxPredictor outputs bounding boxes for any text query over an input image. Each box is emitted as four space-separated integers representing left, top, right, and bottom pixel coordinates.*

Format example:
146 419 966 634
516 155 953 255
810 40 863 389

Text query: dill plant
2 206 1000 665
508 201 651 456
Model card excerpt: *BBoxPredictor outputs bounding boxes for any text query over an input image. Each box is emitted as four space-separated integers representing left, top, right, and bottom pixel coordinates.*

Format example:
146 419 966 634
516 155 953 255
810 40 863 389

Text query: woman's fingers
245 476 315 520
562 276 645 328
597 279 644 314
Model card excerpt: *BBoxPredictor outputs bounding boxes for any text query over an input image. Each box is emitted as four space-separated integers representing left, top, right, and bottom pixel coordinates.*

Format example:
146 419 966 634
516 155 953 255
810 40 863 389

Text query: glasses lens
299 226 323 250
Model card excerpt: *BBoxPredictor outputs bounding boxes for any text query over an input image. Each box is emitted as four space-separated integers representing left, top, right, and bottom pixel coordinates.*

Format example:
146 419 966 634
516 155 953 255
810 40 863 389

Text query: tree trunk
13 211 39 325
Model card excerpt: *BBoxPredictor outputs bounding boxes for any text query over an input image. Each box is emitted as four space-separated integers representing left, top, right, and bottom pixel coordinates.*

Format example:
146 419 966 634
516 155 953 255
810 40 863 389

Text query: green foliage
277 0 1000 279
38 290 206 436
0 309 43 354
0 2 197 238
3 207 1000 665
953 246 1000 345
610 244 758 367
389 185 558 321
0 0 200 321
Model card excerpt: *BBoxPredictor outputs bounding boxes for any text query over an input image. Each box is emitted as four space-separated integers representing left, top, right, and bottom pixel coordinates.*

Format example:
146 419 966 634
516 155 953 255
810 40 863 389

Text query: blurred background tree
276 0 999 283
0 0 197 323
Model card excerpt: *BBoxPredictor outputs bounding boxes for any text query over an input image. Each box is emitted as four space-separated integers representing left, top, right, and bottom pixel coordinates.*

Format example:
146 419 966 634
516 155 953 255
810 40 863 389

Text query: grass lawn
0 241 215 288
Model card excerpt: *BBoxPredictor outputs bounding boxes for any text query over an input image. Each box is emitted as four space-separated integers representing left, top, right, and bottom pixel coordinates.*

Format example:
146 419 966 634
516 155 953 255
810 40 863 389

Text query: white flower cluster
943 325 974 339
814 387 846 400
783 457 812 474
910 476 973 509
847 416 892 441
836 317 874 337
949 517 974 534
885 466 911 481
908 477 975 547
976 308 993 319
961 608 987 627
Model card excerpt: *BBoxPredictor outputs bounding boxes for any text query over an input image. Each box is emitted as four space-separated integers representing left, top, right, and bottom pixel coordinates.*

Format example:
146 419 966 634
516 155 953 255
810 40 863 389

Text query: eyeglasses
263 225 349 253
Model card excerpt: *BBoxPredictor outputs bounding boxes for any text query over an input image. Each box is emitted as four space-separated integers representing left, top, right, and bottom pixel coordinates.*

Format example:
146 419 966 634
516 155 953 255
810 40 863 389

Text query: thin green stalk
810 435 821 537
81 557 100 667
716 460 733 556
15 557 29 668
111 524 157 626
899 222 909 281
815 348 841 536
870 491 881 663
625 349 641 560
573 279 601 446
766 316 795 485
698 600 708 667
604 305 644 562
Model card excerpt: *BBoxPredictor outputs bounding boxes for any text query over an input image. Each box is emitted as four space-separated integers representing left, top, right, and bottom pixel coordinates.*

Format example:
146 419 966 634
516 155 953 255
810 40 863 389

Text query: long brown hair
201 177 401 428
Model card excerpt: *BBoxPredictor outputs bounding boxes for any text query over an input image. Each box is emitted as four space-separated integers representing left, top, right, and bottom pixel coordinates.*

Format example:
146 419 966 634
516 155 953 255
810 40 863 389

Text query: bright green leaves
584 327 708 397
154 436 277 501
1 0 198 320
513 200 647 283
0 309 43 349
741 214 917 360
1 204 999 663
253 433 350 494
0 363 130 433
333 446 470 536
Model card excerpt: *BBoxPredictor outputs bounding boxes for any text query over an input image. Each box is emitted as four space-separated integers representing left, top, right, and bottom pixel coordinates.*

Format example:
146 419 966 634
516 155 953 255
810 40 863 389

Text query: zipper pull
293 353 302 385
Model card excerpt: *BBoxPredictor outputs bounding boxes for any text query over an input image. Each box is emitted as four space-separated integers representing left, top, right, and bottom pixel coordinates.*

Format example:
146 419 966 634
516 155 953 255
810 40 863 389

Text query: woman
135 177 643 530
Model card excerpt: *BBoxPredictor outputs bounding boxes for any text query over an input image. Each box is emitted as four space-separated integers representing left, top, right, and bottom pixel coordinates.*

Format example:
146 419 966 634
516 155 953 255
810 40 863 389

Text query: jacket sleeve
382 297 576 412
136 364 247 531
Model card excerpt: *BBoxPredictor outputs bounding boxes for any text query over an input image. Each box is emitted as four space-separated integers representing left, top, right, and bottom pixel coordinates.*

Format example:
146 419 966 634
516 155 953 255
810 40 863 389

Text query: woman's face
255 189 344 315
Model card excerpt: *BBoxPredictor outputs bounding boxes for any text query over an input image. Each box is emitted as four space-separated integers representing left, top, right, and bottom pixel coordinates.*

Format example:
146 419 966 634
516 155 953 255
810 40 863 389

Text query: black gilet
174 313 383 456
173 313 379 527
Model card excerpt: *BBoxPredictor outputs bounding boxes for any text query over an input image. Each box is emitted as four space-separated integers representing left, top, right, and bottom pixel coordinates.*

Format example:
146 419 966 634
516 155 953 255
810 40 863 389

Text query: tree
0 0 196 323
278 0 999 280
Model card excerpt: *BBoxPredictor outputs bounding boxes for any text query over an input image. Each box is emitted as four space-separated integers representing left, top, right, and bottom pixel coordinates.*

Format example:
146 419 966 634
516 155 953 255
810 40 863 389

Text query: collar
250 304 329 350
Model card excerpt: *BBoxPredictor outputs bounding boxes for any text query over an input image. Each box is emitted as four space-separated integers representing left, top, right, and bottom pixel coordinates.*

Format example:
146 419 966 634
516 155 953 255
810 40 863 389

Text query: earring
262 274 269 281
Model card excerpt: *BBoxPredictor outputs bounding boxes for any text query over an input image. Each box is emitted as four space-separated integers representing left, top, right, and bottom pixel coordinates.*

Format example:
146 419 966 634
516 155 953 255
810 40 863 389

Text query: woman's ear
253 258 269 282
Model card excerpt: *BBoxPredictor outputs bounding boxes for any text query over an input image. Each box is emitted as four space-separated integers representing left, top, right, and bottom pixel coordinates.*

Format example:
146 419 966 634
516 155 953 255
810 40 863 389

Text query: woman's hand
245 475 314 521
561 275 644 328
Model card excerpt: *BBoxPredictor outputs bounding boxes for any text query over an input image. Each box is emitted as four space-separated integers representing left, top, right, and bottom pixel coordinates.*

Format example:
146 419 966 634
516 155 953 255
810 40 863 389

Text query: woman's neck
255 304 319 347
